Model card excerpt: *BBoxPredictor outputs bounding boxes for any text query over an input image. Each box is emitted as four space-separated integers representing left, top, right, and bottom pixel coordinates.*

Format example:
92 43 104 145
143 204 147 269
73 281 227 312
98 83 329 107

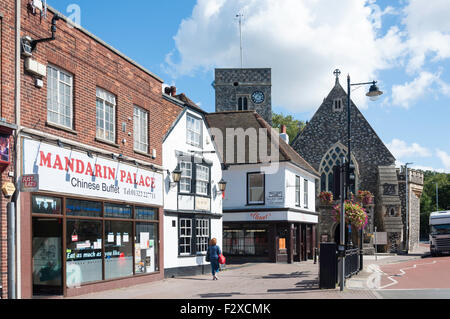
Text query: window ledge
134 149 154 158
95 137 120 148
46 121 77 135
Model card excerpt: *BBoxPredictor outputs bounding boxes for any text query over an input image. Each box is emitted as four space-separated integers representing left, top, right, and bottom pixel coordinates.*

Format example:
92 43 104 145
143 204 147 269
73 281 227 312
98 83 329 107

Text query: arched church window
333 98 343 112
237 96 248 111
319 143 359 195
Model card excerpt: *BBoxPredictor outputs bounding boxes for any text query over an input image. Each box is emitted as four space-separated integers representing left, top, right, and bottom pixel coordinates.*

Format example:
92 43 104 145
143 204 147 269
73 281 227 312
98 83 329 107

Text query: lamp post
340 71 383 288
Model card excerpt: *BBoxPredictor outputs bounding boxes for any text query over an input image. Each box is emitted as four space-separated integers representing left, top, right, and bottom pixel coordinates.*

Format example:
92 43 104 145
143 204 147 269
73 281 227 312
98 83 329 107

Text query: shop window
96 87 116 143
136 207 158 221
32 195 62 215
195 219 209 254
104 221 133 280
47 65 73 129
66 219 103 287
104 203 132 219
66 199 102 217
135 223 159 274
247 172 265 205
179 218 192 255
223 227 268 256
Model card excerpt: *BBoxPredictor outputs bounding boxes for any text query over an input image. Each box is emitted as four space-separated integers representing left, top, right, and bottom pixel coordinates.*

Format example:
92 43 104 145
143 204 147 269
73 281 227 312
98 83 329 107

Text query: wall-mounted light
218 179 227 199
87 151 93 158
56 139 64 148
170 168 182 188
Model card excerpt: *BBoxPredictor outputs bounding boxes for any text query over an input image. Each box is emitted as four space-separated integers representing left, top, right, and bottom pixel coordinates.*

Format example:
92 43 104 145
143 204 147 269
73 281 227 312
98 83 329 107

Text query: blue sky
50 0 450 173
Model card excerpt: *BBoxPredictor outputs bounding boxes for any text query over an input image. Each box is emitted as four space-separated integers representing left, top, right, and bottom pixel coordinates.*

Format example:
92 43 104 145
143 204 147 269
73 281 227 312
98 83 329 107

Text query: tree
420 171 450 240
272 112 306 143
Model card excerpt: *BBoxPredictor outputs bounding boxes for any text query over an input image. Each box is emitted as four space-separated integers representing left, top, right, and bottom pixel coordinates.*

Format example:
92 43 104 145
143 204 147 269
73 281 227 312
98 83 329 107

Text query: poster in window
0 135 10 164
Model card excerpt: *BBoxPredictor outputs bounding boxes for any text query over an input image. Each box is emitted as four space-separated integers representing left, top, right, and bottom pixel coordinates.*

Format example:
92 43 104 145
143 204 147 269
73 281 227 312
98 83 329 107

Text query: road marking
378 260 437 289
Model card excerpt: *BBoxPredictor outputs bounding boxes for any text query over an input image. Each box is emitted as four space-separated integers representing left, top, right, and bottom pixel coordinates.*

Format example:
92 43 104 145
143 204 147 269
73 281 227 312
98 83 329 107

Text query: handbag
218 253 226 265
205 248 210 262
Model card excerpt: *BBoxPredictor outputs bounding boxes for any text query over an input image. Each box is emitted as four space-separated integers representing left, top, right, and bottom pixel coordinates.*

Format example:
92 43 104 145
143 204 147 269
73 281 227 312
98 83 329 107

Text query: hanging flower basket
333 201 368 230
356 190 374 206
318 191 334 205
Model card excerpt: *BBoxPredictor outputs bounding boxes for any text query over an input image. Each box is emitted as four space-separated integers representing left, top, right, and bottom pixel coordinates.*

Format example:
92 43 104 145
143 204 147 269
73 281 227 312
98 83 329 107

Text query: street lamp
170 168 182 187
338 70 383 291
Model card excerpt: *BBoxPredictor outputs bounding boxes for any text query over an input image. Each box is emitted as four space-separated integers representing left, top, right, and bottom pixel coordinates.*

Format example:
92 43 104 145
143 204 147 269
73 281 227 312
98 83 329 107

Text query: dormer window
333 98 343 112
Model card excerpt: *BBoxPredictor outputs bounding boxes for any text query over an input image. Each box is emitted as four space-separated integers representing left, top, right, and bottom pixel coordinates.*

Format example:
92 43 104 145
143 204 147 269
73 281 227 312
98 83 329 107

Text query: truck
429 210 450 256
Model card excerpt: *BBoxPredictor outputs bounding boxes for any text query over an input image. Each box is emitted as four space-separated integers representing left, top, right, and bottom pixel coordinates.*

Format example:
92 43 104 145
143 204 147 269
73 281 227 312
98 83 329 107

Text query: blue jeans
210 259 220 276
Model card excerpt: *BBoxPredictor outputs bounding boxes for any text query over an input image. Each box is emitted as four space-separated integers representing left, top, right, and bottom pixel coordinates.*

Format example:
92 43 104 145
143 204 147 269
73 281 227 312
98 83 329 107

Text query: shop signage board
20 174 39 192
23 139 163 206
223 210 318 223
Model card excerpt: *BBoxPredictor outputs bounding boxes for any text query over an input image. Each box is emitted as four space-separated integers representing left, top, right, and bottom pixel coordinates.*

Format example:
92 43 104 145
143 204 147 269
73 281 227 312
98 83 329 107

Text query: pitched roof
205 111 319 177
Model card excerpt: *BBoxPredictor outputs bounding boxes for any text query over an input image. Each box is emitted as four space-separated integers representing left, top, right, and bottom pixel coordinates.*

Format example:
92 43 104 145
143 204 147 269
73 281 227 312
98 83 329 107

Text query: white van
429 210 450 256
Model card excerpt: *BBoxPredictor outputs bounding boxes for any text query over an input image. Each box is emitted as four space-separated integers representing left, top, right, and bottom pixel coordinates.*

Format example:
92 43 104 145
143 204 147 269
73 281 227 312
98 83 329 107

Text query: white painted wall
162 107 223 270
223 161 318 220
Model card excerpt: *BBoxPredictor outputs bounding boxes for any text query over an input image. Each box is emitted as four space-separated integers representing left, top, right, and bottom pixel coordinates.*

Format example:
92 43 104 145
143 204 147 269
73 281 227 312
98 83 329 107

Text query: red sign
72 235 78 242
20 174 39 192
250 212 272 221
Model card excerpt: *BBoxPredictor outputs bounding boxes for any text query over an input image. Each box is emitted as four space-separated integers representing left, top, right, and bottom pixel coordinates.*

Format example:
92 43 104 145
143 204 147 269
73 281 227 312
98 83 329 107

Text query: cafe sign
20 174 39 192
22 139 163 206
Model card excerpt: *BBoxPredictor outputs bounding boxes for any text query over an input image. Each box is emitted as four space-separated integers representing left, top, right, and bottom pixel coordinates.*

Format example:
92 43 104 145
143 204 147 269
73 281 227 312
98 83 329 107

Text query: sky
49 0 450 173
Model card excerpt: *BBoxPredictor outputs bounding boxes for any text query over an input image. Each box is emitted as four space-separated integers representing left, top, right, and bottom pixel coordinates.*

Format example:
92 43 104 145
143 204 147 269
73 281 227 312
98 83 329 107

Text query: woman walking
208 238 221 280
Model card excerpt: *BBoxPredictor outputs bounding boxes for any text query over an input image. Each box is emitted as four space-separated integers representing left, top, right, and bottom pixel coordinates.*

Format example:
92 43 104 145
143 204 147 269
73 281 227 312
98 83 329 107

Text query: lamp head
171 168 182 183
366 81 383 101
218 179 227 192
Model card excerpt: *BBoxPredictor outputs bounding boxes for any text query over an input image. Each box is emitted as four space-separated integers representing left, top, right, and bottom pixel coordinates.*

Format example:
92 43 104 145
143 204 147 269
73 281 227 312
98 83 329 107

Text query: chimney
280 125 289 144
170 86 177 96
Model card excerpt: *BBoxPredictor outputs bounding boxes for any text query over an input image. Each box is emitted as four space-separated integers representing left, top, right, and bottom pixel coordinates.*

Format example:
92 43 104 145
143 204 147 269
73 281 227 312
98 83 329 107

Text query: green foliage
272 112 306 142
420 171 450 239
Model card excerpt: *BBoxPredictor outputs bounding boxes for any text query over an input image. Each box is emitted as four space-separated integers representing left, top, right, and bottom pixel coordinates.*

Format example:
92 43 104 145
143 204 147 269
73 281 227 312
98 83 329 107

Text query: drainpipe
11 0 22 299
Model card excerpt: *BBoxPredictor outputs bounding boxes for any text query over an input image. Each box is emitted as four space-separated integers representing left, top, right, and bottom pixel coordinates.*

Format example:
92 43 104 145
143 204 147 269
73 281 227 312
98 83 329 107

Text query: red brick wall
0 0 183 298
0 0 18 299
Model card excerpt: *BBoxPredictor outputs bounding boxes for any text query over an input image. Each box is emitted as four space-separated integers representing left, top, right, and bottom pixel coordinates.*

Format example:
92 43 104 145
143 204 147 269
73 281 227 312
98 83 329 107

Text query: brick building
1 1 181 298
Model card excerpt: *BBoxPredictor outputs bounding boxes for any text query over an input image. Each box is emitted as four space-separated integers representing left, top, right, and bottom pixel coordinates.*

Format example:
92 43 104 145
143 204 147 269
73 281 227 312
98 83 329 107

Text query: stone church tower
290 72 423 253
213 68 272 125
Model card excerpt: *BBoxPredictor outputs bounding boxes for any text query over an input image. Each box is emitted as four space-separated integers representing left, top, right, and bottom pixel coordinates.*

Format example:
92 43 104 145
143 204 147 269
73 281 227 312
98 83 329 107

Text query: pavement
65 245 430 300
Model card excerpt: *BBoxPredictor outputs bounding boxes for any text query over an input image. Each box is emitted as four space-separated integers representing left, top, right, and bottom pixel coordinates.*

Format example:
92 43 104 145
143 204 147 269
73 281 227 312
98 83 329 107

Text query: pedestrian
208 238 221 280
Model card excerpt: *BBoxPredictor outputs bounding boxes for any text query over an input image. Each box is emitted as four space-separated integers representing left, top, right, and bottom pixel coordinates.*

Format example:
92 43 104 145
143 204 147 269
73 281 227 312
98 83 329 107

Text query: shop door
32 218 63 296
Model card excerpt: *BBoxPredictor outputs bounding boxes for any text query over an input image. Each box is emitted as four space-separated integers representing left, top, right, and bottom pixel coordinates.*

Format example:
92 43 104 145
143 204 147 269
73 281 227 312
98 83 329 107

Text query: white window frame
96 88 116 143
196 165 209 195
179 218 192 255
304 179 309 209
47 65 73 129
186 114 202 148
195 219 209 254
248 172 265 205
134 106 149 153
295 175 301 207
179 162 192 193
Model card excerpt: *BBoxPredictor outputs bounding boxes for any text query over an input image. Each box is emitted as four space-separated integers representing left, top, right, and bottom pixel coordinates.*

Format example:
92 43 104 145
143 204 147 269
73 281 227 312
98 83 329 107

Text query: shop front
223 209 318 263
20 138 164 297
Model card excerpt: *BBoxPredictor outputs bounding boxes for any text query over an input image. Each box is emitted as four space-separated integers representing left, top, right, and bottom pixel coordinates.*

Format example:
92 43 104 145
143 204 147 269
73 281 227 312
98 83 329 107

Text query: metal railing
344 247 360 278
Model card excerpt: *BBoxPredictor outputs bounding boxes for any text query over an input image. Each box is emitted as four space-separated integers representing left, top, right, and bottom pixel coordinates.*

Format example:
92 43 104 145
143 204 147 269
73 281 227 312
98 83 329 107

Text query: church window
237 96 248 111
333 99 343 112
319 143 359 195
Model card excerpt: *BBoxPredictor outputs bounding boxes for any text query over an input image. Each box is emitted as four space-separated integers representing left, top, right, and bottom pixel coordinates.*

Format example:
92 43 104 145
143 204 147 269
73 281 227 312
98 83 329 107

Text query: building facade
162 93 223 277
290 73 423 253
4 2 181 298
206 111 320 263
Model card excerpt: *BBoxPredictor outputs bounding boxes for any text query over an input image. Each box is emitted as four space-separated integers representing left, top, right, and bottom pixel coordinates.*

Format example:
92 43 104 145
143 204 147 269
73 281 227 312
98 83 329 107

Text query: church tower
213 68 272 125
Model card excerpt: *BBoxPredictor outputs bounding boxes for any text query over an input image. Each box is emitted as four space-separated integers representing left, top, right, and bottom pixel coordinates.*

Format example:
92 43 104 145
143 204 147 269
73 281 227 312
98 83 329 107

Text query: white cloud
436 149 450 172
391 71 440 108
386 138 432 159
164 0 400 113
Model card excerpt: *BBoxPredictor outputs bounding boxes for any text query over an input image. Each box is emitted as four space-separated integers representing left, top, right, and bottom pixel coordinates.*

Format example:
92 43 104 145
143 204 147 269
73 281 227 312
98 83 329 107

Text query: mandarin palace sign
23 139 163 206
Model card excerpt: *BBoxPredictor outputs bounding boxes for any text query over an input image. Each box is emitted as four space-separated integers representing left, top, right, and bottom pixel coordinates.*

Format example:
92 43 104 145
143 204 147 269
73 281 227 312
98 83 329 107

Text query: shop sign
23 139 163 206
20 174 39 192
2 181 16 197
195 196 210 211
267 191 283 204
